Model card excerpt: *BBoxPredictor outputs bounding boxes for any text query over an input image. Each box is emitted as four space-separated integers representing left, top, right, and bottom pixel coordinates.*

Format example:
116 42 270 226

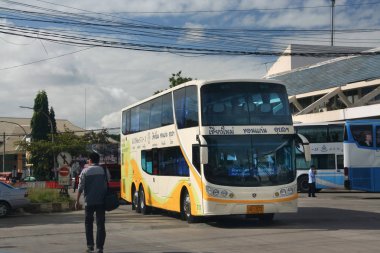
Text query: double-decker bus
120 79 310 222
343 120 380 192
294 122 345 192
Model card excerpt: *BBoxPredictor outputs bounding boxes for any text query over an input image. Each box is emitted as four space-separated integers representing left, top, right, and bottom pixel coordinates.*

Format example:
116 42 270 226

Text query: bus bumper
202 197 297 216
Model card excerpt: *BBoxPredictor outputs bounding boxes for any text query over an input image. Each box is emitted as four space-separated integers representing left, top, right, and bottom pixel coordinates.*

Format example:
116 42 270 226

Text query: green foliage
27 188 71 203
169 71 193 88
49 107 57 134
18 128 115 180
154 71 194 94
82 129 110 144
31 90 50 141
28 90 56 180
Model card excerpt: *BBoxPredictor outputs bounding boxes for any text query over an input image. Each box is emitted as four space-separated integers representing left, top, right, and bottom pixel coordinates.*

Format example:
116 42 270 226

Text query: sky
0 0 379 132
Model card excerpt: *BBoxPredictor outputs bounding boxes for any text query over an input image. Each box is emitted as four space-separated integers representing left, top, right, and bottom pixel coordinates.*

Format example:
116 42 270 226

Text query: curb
24 201 82 213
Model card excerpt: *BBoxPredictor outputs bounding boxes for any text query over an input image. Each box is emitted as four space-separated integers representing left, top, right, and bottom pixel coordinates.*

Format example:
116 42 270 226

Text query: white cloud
1 0 379 131
100 111 120 129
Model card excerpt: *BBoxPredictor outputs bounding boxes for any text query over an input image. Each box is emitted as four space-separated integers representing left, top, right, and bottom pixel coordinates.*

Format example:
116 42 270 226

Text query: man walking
308 165 317 197
75 152 109 253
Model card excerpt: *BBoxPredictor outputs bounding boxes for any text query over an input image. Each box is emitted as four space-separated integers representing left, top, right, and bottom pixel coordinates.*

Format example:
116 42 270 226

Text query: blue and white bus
294 122 345 192
344 120 380 192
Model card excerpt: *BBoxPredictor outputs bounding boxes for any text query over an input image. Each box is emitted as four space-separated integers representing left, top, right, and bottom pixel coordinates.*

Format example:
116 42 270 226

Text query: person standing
11 165 17 183
75 152 109 253
308 165 317 197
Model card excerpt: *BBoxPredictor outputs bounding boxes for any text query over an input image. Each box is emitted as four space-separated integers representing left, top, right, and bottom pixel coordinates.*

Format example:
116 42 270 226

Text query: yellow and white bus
120 79 310 222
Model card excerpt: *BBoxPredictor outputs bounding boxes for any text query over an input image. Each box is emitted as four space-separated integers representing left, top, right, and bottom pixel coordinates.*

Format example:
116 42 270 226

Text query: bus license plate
247 205 264 214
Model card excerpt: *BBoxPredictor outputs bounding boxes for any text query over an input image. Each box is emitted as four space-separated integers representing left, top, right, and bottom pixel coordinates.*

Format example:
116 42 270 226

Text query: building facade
265 44 380 123
0 117 84 173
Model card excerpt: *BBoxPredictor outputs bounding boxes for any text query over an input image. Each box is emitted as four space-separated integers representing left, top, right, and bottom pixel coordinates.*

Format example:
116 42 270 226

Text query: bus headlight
206 186 234 198
274 186 296 198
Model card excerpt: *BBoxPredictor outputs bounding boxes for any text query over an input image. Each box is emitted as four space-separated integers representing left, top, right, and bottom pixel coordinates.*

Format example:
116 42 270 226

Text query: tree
19 130 88 180
30 90 50 141
28 90 58 180
49 107 57 134
169 71 193 88
154 71 194 94
82 129 111 144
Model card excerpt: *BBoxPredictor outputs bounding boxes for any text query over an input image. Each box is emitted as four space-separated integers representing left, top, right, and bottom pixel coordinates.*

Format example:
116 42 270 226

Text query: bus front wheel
139 187 151 215
181 190 198 223
297 175 309 193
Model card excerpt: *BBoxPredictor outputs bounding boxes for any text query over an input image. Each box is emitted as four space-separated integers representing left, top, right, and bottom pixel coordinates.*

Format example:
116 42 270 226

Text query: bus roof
121 79 286 111
294 121 345 126
346 119 380 124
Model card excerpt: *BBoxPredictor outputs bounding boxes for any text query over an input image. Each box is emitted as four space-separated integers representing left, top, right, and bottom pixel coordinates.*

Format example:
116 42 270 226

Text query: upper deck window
201 82 291 126
173 86 198 129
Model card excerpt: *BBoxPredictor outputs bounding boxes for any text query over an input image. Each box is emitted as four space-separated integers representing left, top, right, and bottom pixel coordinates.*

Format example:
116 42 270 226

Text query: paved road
1 191 380 253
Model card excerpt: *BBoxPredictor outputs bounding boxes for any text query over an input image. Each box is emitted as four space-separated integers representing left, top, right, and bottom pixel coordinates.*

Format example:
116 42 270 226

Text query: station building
265 44 380 123
0 117 84 173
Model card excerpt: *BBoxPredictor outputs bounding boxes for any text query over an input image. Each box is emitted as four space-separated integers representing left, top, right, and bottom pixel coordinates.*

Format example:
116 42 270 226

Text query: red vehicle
0 172 12 184
100 163 121 197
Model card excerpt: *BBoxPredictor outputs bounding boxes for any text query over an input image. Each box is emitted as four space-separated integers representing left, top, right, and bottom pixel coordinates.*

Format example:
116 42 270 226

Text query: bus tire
297 175 309 193
181 189 198 223
132 188 140 213
139 187 151 215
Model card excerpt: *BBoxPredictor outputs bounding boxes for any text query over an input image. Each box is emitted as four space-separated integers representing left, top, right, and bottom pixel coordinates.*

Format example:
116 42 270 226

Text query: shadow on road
206 207 380 230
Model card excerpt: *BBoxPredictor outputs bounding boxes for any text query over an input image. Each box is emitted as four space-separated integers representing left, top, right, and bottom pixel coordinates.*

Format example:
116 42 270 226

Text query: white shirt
308 168 316 183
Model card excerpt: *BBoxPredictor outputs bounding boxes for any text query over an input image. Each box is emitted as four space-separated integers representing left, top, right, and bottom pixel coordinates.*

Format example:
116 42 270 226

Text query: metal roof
0 117 84 154
266 48 380 96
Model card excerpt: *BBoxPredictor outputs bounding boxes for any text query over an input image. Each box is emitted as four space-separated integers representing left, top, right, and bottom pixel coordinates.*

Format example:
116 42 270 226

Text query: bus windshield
201 82 291 126
204 135 295 187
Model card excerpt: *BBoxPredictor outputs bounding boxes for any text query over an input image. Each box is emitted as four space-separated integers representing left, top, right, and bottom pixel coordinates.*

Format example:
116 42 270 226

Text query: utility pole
0 121 28 173
2 132 4 172
331 0 335 46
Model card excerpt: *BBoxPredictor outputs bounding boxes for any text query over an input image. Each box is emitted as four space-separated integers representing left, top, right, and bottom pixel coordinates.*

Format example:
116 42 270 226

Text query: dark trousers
85 204 106 250
308 182 316 197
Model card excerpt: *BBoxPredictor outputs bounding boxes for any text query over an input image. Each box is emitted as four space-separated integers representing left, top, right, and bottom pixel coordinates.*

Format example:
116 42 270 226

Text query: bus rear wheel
297 175 309 193
132 189 140 213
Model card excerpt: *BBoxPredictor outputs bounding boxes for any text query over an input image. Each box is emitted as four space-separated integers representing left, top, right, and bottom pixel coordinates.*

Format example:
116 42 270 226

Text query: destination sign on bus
201 126 294 135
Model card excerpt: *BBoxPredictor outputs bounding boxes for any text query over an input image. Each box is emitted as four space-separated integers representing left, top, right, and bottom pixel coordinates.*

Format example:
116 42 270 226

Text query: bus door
335 154 345 188
149 149 159 195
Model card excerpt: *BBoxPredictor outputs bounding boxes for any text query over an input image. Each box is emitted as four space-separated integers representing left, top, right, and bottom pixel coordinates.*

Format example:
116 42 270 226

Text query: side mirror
297 134 311 162
197 135 208 165
200 146 208 165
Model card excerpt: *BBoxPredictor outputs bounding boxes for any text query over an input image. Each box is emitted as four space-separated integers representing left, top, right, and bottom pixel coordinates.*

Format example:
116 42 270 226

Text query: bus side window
350 125 372 147
376 126 380 148
162 93 174 126
122 109 130 135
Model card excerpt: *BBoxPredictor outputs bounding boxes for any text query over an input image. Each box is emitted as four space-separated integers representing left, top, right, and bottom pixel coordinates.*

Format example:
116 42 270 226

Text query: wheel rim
183 193 191 218
133 191 139 209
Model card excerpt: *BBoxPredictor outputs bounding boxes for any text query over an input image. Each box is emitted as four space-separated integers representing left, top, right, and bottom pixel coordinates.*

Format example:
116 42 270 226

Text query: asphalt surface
1 190 380 253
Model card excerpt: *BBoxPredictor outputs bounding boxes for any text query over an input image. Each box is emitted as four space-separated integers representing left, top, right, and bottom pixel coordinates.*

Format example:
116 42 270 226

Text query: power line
32 0 380 14
0 46 94 71
0 1 379 60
